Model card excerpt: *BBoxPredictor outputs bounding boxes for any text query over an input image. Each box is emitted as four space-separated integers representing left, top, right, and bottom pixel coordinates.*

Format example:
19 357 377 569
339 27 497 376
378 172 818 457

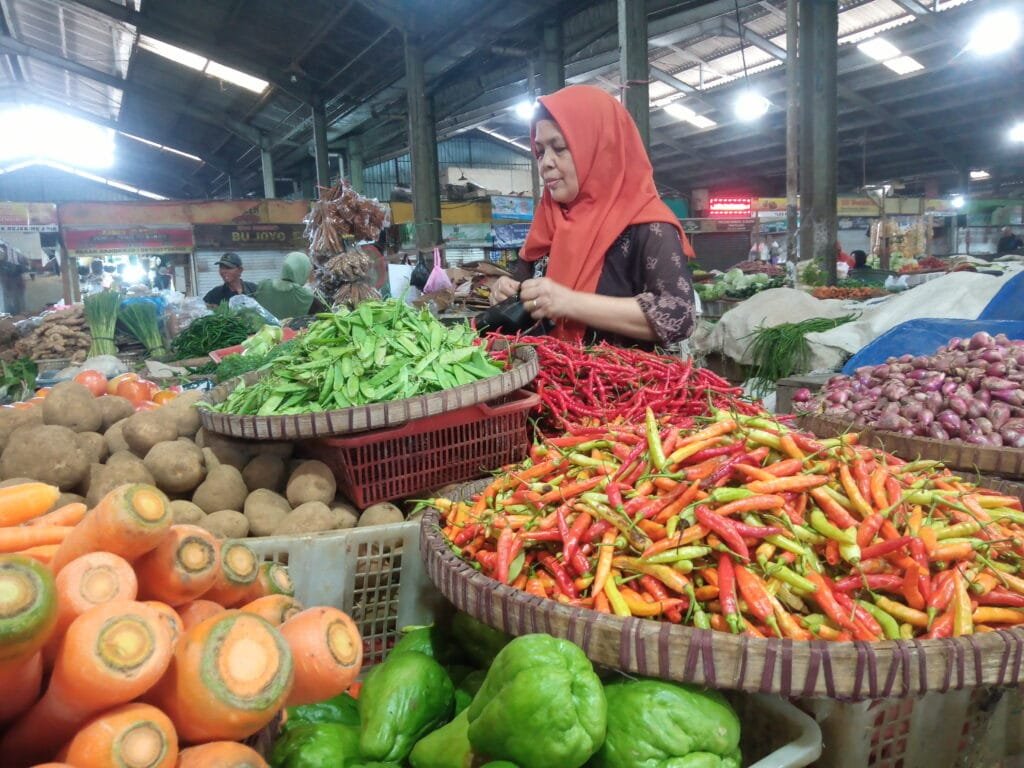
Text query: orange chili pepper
839 463 873 519
745 475 829 495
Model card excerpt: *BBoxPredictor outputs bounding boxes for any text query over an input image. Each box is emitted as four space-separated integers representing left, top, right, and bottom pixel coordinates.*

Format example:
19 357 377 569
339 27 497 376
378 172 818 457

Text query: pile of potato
0 381 406 537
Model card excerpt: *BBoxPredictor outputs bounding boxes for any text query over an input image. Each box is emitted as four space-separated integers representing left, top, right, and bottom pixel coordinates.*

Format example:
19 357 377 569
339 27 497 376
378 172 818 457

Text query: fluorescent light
857 37 902 61
734 89 771 122
883 56 925 75
0 106 114 169
951 194 966 209
663 103 696 121
688 114 717 129
968 10 1021 56
204 61 268 94
137 34 268 94
514 100 535 121
970 170 991 180
1011 122 1024 143
121 132 203 163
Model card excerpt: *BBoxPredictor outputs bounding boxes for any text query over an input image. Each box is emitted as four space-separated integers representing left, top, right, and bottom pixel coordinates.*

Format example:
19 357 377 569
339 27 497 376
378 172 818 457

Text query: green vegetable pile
0 358 36 403
695 269 784 302
170 304 263 359
276 617 743 768
745 314 858 396
209 299 503 416
212 339 298 383
118 300 167 357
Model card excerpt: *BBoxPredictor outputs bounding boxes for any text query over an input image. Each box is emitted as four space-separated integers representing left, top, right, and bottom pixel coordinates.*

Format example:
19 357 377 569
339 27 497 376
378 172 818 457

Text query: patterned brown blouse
513 222 696 349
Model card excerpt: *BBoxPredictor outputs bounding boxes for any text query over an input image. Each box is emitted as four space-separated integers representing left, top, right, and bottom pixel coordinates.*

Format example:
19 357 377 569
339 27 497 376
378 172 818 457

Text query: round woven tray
799 413 1024 480
198 344 538 440
421 505 1024 700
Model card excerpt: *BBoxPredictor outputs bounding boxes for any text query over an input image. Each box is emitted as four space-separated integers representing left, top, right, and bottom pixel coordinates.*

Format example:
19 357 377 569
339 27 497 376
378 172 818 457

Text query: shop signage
64 226 194 256
491 195 534 222
0 202 58 232
708 197 752 217
193 223 307 251
493 224 531 249
681 218 755 233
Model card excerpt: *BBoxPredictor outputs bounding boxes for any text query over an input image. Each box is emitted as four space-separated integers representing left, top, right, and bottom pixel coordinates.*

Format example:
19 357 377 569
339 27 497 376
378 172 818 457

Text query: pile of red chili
434 409 1024 641
488 336 761 435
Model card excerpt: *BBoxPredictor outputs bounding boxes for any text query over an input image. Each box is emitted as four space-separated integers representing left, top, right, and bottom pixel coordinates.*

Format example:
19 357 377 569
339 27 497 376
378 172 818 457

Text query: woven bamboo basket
197 344 538 440
798 413 1024 479
421 503 1024 701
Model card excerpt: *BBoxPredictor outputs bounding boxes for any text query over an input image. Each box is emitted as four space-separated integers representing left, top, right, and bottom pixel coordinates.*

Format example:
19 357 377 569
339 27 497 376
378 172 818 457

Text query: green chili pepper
642 546 712 565
809 509 857 545
645 408 667 471
857 600 901 640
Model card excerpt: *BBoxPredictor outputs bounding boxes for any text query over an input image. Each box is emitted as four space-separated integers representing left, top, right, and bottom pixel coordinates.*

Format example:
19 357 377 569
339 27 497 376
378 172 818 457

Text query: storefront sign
681 219 755 234
708 197 752 217
493 224 531 249
64 226 194 256
193 224 307 251
0 203 58 232
491 196 534 222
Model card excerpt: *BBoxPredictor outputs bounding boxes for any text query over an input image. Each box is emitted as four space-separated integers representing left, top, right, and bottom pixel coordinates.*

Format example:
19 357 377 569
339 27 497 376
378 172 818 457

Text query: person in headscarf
489 85 696 347
254 251 322 320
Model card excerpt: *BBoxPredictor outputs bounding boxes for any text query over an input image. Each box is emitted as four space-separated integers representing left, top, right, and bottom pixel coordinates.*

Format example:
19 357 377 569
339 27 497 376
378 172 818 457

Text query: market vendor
203 252 256 307
253 251 326 320
489 85 696 348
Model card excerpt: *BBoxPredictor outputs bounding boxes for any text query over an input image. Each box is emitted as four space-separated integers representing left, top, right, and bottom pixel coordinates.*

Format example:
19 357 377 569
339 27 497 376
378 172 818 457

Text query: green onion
118 301 167 357
84 290 120 357
745 315 857 396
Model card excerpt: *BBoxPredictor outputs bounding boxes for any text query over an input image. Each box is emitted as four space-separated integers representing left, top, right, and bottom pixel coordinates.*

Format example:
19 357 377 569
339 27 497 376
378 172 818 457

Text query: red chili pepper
734 565 779 635
833 573 905 593
809 488 859 529
717 553 743 633
537 552 578 598
495 526 516 585
925 610 954 639
640 574 684 623
519 529 563 542
824 539 840 566
832 590 883 640
860 537 912 560
564 511 592 563
729 522 785 539
908 538 932 601
976 588 1024 608
685 442 744 465
453 524 481 547
901 563 926 611
805 571 863 636
695 505 749 560
857 513 885 549
585 520 612 543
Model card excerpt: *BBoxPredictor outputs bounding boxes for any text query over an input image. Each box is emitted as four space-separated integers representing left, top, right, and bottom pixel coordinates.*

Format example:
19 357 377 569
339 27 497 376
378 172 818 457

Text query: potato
0 425 89 490
0 477 36 488
104 419 130 454
159 391 204 437
286 461 336 507
76 432 108 466
331 499 359 530
198 509 249 539
0 407 42 454
96 396 135 431
273 501 335 536
170 499 206 525
41 381 102 433
241 454 287 494
257 441 294 460
198 429 255 471
85 453 155 507
244 489 291 537
122 410 178 457
53 492 85 511
192 448 248 514
358 502 404 527
145 440 206 494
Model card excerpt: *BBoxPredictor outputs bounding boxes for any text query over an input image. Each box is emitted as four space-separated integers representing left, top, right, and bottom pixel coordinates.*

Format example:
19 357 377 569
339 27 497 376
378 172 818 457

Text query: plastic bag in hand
423 248 453 293
409 251 430 290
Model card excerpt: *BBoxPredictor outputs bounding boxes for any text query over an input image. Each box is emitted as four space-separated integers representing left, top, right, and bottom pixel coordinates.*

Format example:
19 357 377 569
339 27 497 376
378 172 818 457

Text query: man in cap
203 252 257 307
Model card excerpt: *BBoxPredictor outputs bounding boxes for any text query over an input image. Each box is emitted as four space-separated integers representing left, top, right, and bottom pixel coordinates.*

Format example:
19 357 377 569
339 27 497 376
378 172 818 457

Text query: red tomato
134 400 159 412
34 387 51 398
117 380 152 406
108 372 138 395
74 370 108 397
152 390 177 405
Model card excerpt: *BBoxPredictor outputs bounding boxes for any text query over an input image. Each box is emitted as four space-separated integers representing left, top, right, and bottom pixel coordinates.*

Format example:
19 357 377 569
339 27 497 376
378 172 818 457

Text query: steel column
405 34 442 251
617 0 649 148
312 102 331 190
541 19 564 93
347 137 365 193
260 142 275 199
798 0 838 284
785 0 798 267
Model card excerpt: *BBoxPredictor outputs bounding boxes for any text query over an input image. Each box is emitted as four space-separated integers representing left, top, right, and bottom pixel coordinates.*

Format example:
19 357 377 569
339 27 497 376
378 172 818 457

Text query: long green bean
745 315 857 396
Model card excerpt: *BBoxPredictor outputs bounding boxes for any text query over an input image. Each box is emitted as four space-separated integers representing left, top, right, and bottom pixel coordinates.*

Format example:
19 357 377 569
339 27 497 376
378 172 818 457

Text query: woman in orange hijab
490 85 696 347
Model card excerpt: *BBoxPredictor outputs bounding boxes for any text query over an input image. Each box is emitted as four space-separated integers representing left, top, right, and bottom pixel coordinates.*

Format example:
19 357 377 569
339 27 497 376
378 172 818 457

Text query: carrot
57 702 178 768
50 484 172 573
241 594 305 626
176 741 269 768
176 599 225 631
14 543 60 565
144 601 184 647
147 610 294 742
280 606 362 706
0 554 58 662
0 525 73 553
0 651 42 723
236 561 294 605
44 551 138 665
0 482 61 526
25 502 87 528
203 540 260 607
134 525 219 606
1 600 174 765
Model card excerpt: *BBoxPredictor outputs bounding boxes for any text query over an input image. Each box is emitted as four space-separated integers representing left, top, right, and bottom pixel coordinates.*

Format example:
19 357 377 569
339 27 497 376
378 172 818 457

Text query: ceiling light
688 114 717 129
967 10 1021 56
204 61 268 94
663 103 696 121
514 100 535 121
883 56 925 75
951 194 966 209
733 90 770 122
137 35 268 94
857 37 902 62
970 170 991 180
1011 122 1024 143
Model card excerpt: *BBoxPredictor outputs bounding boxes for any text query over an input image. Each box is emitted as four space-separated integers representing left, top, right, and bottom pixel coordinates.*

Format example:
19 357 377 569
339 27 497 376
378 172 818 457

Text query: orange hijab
521 85 693 340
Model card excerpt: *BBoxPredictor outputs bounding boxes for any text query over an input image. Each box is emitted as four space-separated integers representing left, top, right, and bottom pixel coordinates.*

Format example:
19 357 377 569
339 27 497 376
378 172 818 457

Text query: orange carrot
280 607 362 706
134 525 219 607
236 561 294 605
26 502 87 528
1 600 174 764
176 742 268 768
0 651 42 723
0 525 73 554
50 484 172 573
57 702 177 768
15 543 60 565
147 610 293 743
241 594 304 626
176 599 225 631
0 482 61 526
44 551 138 665
144 601 184 647
203 540 260 607
0 554 58 663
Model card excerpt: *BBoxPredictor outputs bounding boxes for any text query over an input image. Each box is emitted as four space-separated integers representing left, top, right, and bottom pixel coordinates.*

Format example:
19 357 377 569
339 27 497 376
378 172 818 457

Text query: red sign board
63 226 194 256
708 197 753 218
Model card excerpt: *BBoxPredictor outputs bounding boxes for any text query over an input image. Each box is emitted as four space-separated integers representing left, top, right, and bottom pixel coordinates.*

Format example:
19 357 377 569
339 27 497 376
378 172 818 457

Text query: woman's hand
519 277 575 320
489 276 521 305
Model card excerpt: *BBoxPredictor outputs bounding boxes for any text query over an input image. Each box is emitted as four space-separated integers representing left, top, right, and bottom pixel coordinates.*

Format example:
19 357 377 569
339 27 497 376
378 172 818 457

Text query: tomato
136 379 160 400
134 400 159 412
11 401 35 410
108 373 138 395
117 380 152 406
152 390 177 405
74 370 108 397
34 387 51 398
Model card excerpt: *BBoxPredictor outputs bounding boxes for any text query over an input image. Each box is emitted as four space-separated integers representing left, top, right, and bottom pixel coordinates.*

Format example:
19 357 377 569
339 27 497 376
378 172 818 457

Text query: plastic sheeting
978 271 1024 320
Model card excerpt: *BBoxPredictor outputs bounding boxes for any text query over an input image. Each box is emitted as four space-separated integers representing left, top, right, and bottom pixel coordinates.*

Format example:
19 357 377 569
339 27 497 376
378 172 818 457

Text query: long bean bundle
745 315 857 396
84 291 120 357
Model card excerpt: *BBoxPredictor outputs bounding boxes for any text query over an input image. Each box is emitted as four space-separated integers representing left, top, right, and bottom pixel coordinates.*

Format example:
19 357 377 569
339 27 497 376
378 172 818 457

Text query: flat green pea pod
359 651 455 763
591 680 741 768
349 764 402 768
270 723 361 768
409 709 474 768
467 634 606 768
452 612 512 668
285 691 360 729
480 763 519 768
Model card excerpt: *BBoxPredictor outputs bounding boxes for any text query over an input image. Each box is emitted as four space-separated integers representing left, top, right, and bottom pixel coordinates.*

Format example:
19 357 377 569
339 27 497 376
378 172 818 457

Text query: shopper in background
997 227 1023 255
254 251 325 319
489 85 696 348
203 252 256 307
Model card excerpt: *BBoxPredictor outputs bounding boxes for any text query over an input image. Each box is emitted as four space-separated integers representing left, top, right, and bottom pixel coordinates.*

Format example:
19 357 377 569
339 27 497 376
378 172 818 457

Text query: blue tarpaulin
977 271 1024 321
